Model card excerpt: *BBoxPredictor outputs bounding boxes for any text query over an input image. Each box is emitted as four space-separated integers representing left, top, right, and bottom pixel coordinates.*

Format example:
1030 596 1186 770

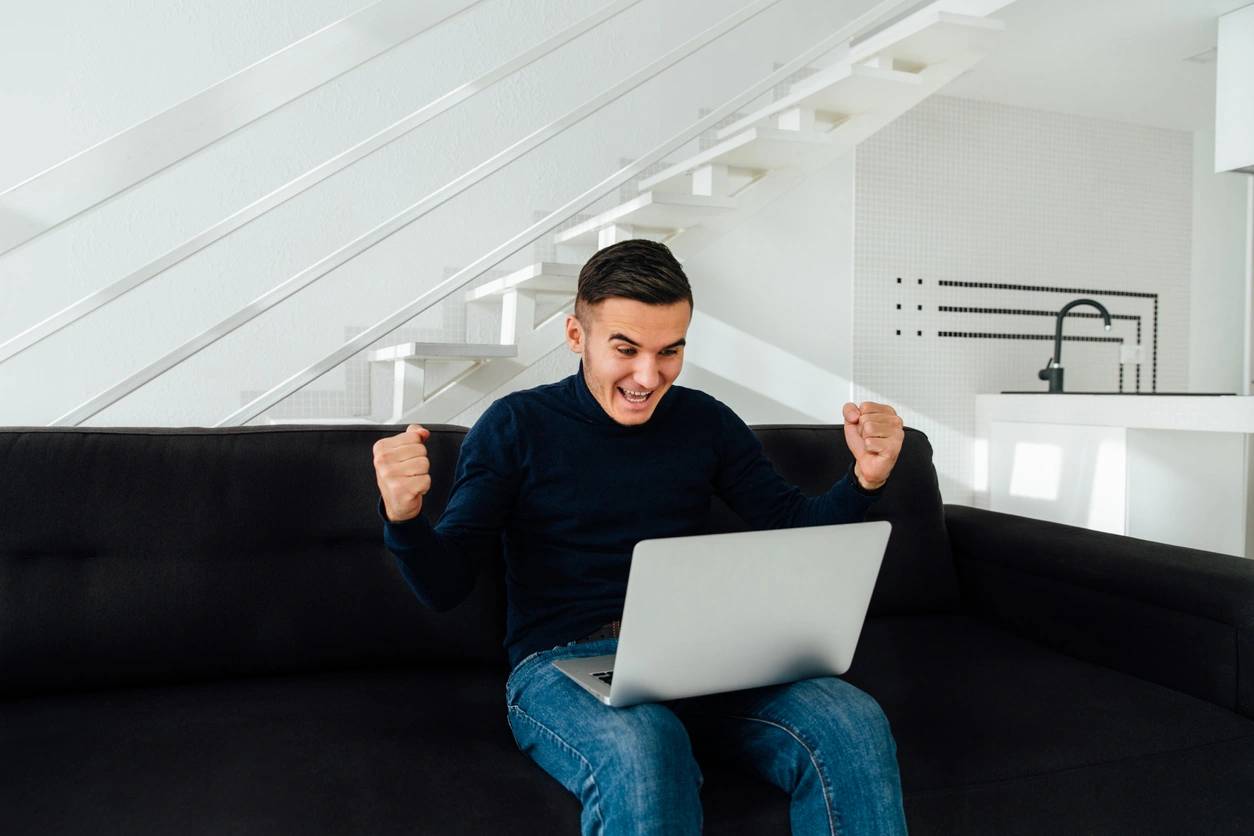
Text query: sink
999 391 1237 396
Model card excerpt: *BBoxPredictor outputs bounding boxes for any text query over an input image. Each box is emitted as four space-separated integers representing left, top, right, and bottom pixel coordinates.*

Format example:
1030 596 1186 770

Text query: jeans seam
728 713 841 836
505 647 560 703
507 703 606 834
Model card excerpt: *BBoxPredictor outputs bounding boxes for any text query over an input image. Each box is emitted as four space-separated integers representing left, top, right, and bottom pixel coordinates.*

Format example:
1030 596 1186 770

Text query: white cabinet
974 395 1254 558
1216 3 1254 174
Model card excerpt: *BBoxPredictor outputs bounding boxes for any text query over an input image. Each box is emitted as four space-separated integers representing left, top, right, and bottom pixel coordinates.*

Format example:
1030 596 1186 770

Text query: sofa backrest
0 423 957 698
0 425 495 698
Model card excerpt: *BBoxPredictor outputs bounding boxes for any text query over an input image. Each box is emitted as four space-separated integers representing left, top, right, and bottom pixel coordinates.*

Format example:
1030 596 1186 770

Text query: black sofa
3 423 1253 835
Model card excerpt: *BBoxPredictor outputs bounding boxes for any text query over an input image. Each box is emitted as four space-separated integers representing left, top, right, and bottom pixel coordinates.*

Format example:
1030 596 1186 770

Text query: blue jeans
504 637 908 835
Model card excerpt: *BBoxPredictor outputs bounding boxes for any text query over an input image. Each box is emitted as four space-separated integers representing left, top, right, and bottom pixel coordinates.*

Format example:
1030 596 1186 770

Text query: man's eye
616 347 679 356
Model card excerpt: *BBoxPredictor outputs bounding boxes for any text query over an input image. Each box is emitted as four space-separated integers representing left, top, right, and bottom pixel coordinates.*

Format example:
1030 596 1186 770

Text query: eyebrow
608 333 686 350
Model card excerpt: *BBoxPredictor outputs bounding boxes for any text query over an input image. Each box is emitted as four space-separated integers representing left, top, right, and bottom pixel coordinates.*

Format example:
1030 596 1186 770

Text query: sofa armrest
945 504 1254 719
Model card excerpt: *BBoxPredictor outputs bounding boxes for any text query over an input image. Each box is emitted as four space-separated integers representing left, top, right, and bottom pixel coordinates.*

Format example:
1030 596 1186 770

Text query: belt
574 619 622 643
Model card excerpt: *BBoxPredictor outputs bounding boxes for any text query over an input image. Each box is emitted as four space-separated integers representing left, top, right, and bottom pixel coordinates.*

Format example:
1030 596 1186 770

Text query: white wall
853 94 1195 505
1189 129 1251 395
0 0 876 427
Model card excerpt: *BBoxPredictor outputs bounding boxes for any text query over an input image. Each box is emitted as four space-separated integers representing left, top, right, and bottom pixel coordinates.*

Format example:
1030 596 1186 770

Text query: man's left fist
841 401 904 491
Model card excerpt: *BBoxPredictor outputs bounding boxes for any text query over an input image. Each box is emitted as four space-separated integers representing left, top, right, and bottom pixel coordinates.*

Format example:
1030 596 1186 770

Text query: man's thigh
668 675 899 784
504 638 705 797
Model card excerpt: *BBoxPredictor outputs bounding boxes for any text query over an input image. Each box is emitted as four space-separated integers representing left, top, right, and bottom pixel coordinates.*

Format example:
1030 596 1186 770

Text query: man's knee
509 698 703 805
601 704 705 791
776 678 898 767
566 703 704 833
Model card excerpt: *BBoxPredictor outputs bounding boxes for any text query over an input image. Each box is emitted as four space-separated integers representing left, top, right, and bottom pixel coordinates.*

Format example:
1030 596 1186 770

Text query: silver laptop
551 520 891 708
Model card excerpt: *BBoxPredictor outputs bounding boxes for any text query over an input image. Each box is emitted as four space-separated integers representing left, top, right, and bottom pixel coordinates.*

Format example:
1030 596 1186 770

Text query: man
372 239 908 835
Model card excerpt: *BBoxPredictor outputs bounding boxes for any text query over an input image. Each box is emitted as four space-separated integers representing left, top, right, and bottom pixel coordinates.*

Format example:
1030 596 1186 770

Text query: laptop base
551 655 616 705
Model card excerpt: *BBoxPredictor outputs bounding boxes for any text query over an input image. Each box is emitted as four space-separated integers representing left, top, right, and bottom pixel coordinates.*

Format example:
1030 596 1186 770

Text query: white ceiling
941 0 1251 133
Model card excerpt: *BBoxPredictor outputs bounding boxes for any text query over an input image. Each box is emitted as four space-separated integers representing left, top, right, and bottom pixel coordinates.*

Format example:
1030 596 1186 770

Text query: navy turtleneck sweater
377 362 882 671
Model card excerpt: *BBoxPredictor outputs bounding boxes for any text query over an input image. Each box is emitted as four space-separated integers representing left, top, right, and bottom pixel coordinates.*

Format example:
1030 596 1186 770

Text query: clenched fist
374 424 432 523
842 402 904 491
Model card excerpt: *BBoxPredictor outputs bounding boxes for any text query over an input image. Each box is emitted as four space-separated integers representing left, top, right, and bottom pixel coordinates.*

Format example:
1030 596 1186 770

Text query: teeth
620 387 651 401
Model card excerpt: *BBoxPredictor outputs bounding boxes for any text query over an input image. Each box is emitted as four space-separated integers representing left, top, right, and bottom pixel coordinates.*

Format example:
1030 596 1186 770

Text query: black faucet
1038 298 1112 392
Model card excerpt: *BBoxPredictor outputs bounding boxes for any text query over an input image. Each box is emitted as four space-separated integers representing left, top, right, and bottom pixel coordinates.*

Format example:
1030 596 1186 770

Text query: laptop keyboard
592 670 613 685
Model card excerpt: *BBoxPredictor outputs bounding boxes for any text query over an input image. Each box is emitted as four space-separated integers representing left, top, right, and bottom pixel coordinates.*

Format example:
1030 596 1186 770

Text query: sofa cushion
5 615 1252 835
0 665 792 835
844 614 1254 834
0 425 508 698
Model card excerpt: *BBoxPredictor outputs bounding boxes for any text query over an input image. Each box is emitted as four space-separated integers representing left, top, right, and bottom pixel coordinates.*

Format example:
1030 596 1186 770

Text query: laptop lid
607 519 891 707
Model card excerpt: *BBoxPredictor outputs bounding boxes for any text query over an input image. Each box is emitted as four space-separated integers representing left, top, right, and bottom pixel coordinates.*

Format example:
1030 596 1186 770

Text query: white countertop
976 393 1254 433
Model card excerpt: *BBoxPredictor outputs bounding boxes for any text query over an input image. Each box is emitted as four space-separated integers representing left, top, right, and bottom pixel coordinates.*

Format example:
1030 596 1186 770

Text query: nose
633 356 662 389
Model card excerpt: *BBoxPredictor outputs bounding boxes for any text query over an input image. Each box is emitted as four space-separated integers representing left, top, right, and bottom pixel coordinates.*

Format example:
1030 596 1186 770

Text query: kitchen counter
974 394 1254 558
978 393 1254 433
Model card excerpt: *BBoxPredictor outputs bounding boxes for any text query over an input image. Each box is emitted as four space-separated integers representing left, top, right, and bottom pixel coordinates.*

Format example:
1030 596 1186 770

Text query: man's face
565 296 692 426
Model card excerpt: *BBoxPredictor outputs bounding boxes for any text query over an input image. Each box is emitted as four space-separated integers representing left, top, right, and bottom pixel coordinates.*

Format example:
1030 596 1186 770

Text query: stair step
792 63 923 117
465 262 580 302
638 127 837 194
848 10 1003 69
715 7 1004 141
717 63 921 139
553 191 736 245
405 304 574 424
367 342 518 363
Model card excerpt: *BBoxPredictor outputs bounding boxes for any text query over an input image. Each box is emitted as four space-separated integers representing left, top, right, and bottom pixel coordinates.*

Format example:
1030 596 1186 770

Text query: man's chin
612 410 653 426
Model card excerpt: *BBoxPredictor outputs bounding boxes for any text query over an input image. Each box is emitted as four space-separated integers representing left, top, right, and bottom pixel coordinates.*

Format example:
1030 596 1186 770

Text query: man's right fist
373 424 432 523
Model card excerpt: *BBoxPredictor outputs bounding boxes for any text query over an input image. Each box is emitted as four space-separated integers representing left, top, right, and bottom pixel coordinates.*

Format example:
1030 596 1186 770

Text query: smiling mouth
618 387 653 404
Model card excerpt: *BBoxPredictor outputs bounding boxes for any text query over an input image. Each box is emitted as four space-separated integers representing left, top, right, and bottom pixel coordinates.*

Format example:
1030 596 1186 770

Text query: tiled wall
853 95 1194 505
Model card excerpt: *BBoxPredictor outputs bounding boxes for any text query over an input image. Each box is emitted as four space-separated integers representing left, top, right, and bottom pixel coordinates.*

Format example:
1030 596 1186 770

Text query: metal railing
0 0 483 256
0 0 643 363
48 0 804 426
212 0 912 427
24 0 913 427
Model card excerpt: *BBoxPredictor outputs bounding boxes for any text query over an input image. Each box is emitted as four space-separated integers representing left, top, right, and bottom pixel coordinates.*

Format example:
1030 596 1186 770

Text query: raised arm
373 400 521 611
712 400 900 530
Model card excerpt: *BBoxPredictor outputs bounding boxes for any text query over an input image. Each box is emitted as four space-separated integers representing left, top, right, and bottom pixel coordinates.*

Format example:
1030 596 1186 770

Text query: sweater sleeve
377 399 521 611
712 402 881 531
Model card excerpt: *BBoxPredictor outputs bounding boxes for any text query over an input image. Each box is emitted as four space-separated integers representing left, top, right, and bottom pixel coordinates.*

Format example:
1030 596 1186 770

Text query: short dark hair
575 239 693 326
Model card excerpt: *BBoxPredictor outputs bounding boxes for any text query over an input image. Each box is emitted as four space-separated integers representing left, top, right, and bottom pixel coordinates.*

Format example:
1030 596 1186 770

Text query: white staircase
272 2 1007 427
553 191 738 248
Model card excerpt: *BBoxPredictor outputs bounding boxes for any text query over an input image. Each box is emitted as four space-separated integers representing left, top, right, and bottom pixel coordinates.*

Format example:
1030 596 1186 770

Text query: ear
564 313 584 354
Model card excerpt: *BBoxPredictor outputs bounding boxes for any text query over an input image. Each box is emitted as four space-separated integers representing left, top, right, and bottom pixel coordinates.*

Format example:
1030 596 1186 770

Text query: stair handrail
0 0 484 256
0 0 644 364
209 0 913 428
49 0 802 427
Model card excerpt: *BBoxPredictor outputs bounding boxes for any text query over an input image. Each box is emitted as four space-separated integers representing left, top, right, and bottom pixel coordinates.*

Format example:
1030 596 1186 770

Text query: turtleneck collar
570 359 678 429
